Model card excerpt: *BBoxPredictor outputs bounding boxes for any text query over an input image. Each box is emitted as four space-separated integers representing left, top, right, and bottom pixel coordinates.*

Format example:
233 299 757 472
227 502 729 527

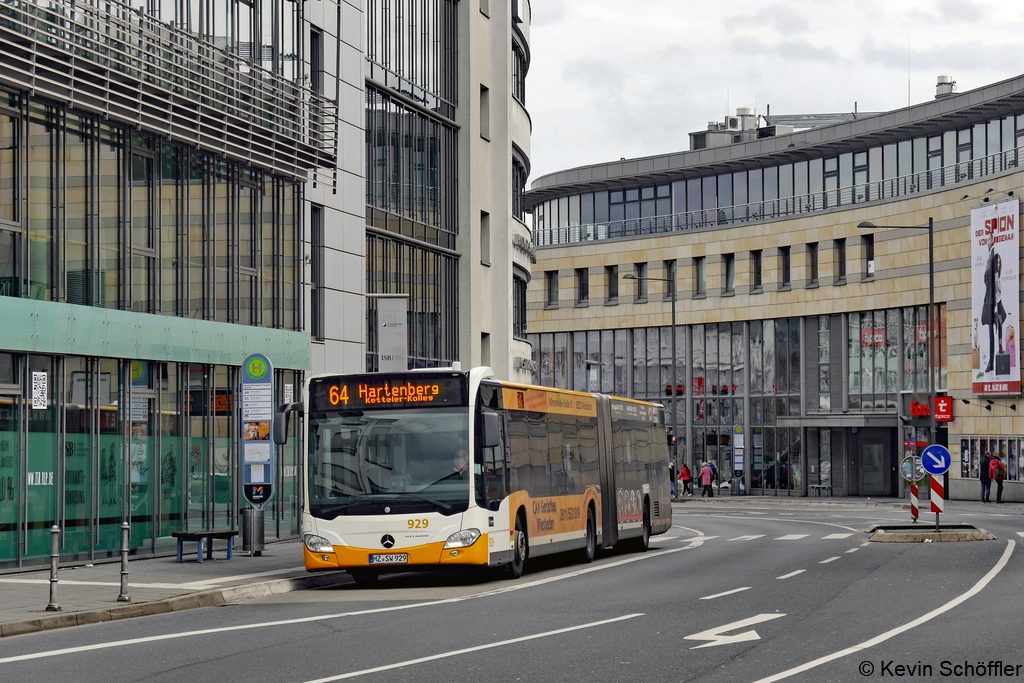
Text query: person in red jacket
989 455 1007 504
679 463 693 497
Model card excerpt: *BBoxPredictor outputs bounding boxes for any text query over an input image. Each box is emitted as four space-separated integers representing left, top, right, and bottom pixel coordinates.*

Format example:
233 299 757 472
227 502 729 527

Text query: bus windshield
308 407 471 518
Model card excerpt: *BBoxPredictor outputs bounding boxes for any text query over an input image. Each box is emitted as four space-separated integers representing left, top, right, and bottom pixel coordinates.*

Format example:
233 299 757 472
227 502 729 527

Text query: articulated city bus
276 366 672 583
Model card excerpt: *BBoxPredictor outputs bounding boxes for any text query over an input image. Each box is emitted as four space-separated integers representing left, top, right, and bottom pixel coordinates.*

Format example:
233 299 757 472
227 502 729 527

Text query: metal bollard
45 525 60 612
117 522 131 602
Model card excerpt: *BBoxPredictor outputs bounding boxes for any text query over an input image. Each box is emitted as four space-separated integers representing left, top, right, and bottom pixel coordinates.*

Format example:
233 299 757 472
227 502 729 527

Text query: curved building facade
524 73 1024 501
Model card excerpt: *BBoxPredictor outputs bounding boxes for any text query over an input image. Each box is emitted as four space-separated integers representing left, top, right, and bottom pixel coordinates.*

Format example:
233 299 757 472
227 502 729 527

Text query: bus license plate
369 553 408 565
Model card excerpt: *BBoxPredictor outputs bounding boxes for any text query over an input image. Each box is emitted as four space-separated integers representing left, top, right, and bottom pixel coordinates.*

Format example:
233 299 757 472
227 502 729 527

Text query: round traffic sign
900 455 925 482
921 444 951 476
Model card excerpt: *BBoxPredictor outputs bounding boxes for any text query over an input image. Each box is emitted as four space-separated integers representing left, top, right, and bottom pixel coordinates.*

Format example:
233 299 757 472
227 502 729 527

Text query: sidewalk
0 539 348 638
673 492 1024 514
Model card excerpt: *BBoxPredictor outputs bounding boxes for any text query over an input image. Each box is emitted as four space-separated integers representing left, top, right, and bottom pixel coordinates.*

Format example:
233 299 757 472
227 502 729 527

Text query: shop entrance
855 428 895 496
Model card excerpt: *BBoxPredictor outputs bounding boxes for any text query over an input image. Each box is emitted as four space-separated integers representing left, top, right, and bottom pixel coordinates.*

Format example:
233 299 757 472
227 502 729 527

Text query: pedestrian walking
709 460 719 495
990 454 1006 504
980 450 992 503
670 459 677 498
699 461 714 498
680 463 693 497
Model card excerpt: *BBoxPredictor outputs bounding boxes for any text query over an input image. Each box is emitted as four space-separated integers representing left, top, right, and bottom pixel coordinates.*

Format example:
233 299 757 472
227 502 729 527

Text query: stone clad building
524 74 1024 501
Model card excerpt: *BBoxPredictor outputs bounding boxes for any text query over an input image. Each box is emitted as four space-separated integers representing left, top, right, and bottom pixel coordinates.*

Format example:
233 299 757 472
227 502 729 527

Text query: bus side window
477 409 508 510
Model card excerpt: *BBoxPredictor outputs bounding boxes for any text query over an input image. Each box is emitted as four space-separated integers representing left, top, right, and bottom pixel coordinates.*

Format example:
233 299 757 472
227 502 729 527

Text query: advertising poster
971 198 1020 394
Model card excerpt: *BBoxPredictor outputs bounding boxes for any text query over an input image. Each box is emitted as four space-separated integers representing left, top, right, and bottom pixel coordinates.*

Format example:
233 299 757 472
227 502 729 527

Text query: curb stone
0 571 350 638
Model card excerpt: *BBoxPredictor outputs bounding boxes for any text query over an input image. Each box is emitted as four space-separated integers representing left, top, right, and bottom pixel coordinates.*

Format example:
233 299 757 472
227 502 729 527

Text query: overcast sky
526 0 1024 186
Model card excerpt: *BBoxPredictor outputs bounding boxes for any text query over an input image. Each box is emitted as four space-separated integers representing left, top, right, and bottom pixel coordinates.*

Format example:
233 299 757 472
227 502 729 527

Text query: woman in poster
982 238 1005 373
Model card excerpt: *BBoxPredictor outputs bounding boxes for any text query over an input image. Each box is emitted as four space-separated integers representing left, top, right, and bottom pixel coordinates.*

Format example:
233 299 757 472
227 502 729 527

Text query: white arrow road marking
775 534 809 540
728 534 765 541
685 613 787 649
1017 532 1024 538
683 535 719 546
822 533 853 539
700 587 751 600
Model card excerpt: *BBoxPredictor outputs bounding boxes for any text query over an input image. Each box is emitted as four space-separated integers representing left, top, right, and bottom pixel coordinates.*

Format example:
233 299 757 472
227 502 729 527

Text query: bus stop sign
241 354 275 508
921 444 951 477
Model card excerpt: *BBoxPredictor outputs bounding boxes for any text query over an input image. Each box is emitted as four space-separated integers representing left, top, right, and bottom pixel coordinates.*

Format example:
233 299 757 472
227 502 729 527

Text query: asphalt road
2 502 1023 683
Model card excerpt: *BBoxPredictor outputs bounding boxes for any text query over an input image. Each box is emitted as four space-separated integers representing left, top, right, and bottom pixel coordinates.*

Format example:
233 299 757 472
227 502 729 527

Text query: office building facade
525 74 1024 502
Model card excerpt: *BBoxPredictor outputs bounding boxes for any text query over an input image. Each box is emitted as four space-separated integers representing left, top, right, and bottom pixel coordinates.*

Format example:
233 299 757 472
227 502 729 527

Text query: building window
480 211 490 265
310 205 325 341
834 238 846 284
751 250 762 291
512 154 528 221
808 242 819 286
546 270 558 306
512 41 527 104
693 257 705 296
724 253 735 294
575 267 589 304
779 246 791 289
479 85 490 140
863 234 874 279
605 265 618 302
513 275 527 338
818 315 830 410
664 259 677 299
634 262 648 300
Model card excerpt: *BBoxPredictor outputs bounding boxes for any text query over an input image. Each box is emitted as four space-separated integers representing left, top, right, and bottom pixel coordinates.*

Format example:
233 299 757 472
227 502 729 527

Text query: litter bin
241 507 265 555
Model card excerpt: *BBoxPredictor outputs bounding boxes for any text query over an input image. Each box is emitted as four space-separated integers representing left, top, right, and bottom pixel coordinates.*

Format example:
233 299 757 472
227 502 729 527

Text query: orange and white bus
276 365 672 583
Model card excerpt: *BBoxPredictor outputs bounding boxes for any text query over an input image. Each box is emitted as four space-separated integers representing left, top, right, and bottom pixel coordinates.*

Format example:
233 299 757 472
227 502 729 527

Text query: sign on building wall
377 296 408 372
971 198 1020 395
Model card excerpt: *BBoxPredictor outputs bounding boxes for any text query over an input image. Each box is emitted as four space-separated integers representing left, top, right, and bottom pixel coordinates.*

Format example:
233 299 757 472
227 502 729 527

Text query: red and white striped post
910 482 919 523
930 474 944 531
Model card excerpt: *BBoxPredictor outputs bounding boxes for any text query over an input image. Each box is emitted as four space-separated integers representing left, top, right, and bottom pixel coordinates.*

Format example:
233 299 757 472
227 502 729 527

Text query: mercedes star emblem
381 534 396 549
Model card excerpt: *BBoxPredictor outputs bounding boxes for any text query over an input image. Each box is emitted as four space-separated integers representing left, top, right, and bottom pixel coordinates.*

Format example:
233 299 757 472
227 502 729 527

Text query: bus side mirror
481 411 502 449
274 402 304 445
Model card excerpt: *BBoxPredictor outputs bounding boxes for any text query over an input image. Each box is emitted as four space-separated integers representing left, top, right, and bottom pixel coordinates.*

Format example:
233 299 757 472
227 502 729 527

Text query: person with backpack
980 450 992 503
709 460 719 494
989 454 1007 504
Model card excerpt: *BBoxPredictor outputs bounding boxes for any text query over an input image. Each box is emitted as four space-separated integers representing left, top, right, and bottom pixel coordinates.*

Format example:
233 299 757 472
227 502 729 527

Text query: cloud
531 0 570 27
730 37 844 65
909 0 988 23
726 4 811 34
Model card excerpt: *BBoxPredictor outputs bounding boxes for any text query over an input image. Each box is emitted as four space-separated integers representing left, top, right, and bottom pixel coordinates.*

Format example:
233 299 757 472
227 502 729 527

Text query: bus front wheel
508 513 528 579
637 505 651 552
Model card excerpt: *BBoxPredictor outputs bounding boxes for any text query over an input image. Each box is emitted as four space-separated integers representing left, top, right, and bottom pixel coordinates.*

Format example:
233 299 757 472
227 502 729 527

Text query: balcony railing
0 0 337 179
536 147 1023 246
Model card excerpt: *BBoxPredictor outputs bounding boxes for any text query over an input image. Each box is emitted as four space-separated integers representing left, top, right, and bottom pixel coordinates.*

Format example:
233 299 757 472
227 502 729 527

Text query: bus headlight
304 534 334 553
444 529 481 549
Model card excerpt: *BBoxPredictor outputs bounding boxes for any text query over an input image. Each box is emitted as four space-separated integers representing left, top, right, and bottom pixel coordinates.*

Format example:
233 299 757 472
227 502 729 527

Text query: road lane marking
860 542 871 547
845 548 859 554
1018 532 1024 538
690 514 862 533
303 613 644 682
775 570 805 580
751 540 1016 683
684 613 786 649
821 533 853 539
819 557 840 564
682 535 719 546
673 525 706 536
727 535 765 542
700 587 751 601
774 534 808 541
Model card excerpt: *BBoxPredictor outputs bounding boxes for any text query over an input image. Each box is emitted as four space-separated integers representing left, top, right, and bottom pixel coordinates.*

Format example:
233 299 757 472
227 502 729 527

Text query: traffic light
665 385 685 396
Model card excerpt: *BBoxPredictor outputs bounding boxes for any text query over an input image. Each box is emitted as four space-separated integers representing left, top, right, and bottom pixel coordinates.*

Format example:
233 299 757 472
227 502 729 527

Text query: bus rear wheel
637 505 651 552
581 508 596 564
508 513 527 579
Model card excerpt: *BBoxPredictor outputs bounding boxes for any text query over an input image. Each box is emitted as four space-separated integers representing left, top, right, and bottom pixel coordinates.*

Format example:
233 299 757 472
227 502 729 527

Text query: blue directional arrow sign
921 444 951 476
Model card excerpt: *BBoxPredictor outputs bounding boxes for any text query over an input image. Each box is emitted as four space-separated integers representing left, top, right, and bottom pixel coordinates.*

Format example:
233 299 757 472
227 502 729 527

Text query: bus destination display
311 374 465 411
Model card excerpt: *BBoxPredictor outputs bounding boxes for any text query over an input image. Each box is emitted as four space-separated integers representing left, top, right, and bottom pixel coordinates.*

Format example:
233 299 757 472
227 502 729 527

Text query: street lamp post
624 272 679 479
858 217 937 464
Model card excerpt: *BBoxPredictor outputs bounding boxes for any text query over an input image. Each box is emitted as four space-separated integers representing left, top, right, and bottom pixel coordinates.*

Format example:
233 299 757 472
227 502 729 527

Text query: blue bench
171 531 238 563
